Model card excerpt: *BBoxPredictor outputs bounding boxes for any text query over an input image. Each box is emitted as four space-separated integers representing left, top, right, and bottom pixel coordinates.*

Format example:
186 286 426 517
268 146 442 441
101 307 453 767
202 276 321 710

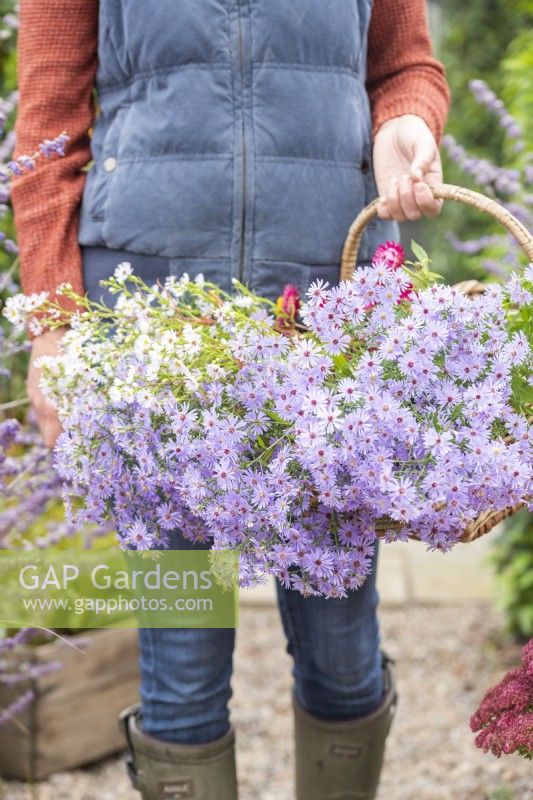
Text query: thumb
410 137 437 182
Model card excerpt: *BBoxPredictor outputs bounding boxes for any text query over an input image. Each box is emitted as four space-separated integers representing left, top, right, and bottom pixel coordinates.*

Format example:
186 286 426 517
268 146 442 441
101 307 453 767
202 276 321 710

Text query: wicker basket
339 183 533 543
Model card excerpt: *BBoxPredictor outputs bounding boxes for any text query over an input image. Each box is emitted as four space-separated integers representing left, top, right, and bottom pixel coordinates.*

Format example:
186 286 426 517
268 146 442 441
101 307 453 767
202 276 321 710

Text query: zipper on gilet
237 2 247 284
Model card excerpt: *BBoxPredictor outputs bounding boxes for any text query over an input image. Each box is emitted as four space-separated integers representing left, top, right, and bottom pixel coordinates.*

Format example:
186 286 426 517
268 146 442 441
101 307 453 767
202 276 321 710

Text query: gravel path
2 602 531 800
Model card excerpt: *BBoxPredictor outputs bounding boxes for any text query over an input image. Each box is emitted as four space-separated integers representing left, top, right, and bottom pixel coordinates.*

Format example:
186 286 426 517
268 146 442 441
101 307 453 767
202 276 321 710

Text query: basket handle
340 183 533 282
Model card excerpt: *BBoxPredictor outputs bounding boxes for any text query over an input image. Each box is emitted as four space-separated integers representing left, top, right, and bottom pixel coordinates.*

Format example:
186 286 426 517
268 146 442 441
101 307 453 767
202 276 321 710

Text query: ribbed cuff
372 94 447 144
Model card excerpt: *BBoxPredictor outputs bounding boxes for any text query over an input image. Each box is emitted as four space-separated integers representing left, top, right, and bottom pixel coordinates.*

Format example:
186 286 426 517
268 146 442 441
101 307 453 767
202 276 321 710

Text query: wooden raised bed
0 628 139 781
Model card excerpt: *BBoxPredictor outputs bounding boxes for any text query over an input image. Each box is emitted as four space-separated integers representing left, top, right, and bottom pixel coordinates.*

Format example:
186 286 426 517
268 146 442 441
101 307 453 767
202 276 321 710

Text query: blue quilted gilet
78 0 398 301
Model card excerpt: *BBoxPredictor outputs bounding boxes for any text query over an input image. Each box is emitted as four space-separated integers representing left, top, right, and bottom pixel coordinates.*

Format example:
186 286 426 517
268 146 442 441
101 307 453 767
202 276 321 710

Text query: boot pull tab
118 704 142 790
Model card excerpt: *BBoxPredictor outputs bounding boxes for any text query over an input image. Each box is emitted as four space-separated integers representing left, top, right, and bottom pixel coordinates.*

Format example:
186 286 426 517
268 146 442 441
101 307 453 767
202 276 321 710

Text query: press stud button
103 157 117 172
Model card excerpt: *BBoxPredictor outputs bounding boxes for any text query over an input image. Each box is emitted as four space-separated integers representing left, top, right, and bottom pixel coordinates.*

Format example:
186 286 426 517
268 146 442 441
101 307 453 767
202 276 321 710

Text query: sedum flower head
471 639 533 759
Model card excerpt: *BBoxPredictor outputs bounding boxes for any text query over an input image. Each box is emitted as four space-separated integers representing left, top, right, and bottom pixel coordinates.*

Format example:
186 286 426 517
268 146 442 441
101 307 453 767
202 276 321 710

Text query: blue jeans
138 529 382 745
82 246 384 746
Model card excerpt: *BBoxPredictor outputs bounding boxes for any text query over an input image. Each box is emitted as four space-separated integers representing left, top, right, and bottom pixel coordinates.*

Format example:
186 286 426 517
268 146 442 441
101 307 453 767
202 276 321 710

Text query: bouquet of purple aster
4 244 532 596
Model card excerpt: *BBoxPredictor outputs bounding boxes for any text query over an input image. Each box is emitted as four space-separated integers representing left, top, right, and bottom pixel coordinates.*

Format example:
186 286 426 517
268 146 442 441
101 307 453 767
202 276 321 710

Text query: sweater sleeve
366 0 451 144
11 0 99 309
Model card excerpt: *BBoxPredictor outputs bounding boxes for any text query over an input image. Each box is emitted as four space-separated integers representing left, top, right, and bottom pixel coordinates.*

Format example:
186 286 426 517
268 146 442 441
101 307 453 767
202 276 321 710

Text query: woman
13 2 450 798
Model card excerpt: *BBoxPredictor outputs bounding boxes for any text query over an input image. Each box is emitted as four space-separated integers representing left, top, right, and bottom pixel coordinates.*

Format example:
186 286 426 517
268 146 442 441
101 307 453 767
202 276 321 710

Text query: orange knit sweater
12 0 450 305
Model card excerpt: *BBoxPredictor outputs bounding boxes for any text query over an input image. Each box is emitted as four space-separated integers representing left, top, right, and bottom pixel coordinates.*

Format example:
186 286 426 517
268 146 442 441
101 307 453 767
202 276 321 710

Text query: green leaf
265 409 291 426
511 374 533 404
411 240 430 266
332 353 351 377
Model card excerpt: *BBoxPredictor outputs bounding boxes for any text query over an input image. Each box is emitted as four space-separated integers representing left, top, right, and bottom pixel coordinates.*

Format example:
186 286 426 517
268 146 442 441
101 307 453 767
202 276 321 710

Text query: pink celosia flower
275 284 301 330
373 240 405 271
470 639 533 759
366 242 412 310
281 284 301 319
374 241 414 301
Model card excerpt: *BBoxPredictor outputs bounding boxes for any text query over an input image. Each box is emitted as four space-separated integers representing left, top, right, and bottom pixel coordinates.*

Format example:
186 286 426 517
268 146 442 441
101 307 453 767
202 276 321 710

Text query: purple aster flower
125 519 155 550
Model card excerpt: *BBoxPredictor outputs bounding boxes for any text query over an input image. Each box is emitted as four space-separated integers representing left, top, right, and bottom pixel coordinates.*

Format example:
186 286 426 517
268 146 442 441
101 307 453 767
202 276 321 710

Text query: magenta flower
373 240 406 271
275 284 301 329
471 639 533 759
366 241 413 309
281 284 301 319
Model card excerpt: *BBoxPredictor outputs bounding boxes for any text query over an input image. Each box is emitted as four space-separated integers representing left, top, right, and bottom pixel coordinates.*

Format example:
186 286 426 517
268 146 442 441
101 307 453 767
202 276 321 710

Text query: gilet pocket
87 104 129 221
299 263 342 296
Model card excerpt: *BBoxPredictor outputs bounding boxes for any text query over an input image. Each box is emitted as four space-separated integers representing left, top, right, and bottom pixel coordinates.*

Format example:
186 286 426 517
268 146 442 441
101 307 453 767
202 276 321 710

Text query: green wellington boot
119 704 238 800
294 652 398 800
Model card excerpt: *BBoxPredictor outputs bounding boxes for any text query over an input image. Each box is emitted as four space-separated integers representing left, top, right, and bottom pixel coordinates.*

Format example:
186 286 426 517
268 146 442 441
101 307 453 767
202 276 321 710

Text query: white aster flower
109 381 135 405
3 292 47 327
183 324 202 351
209 364 228 380
135 387 159 410
160 330 179 350
146 356 162 381
233 295 255 309
113 261 133 282
28 317 44 337
134 333 152 354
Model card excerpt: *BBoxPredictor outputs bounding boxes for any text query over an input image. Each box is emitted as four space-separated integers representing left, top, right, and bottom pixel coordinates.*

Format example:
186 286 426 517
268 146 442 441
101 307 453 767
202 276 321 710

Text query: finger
32 398 59 438
26 384 38 404
386 177 407 222
41 414 63 449
398 173 423 221
26 375 42 403
376 196 392 220
413 181 443 218
410 139 438 182
32 394 56 418
42 424 61 449
34 410 49 443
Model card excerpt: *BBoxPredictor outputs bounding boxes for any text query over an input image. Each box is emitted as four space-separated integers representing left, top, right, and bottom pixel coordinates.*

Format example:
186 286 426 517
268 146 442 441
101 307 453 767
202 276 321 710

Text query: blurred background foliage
421 0 533 282
0 1 20 406
490 511 533 641
0 0 18 271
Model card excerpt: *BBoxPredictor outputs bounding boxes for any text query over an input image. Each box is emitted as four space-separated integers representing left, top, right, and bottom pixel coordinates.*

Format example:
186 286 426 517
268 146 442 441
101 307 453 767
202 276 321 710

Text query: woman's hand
26 327 67 449
373 114 443 222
